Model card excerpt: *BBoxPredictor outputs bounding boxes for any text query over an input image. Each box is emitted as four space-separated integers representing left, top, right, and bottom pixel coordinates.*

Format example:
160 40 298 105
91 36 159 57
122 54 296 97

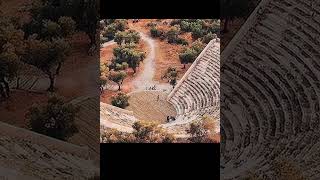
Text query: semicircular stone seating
221 0 320 179
100 38 220 137
163 39 220 135
0 121 98 179
69 96 101 164
100 102 137 133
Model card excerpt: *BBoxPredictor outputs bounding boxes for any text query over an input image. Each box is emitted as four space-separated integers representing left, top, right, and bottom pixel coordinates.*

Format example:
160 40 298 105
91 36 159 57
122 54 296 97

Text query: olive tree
108 70 127 91
22 37 70 92
26 95 79 141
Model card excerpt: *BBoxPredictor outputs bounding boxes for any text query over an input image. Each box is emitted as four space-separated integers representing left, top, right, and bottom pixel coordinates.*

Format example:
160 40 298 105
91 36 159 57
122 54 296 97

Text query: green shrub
112 44 145 73
104 19 115 26
170 19 182 26
208 23 220 34
176 38 189 45
191 29 205 39
190 22 205 39
102 24 117 40
164 67 178 79
108 70 127 91
41 20 61 38
58 16 76 37
114 62 129 71
159 34 166 40
111 92 130 108
179 40 205 68
150 27 164 38
166 26 180 44
202 32 216 44
180 20 191 32
100 121 176 143
113 19 128 31
170 19 213 40
147 22 157 27
190 40 205 53
179 48 198 68
101 19 128 41
114 30 140 44
26 96 79 141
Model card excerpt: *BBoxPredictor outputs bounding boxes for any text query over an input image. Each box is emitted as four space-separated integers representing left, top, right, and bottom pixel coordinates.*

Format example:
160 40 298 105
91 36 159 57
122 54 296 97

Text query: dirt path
100 31 172 95
132 32 171 92
132 32 156 89
101 40 116 48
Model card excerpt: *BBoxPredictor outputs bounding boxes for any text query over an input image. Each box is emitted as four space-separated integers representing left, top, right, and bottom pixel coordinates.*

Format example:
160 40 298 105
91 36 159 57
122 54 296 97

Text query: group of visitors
132 19 140 23
146 85 157 91
166 116 176 122
99 86 104 94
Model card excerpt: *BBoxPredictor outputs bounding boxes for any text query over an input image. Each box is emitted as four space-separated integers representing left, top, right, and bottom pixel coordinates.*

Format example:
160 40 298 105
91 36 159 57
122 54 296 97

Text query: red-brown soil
99 26 150 103
0 90 48 128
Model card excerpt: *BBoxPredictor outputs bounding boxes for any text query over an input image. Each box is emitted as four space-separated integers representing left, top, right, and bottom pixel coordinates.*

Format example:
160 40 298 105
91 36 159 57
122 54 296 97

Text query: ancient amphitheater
221 0 320 179
69 96 100 164
0 121 98 179
100 38 220 138
0 96 100 179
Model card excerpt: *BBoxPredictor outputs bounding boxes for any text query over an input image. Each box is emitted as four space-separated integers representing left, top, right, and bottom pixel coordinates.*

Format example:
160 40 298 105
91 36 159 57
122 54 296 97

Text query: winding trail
132 32 171 92
132 32 156 90
101 32 171 92
101 40 116 48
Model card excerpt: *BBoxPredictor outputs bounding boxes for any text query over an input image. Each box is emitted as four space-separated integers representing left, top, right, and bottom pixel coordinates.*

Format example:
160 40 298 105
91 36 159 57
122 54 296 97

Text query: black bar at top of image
100 0 220 19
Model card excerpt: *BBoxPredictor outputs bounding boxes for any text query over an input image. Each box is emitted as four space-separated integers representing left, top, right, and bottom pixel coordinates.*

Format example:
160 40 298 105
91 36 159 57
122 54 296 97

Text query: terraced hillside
69 96 100 165
0 121 98 179
100 102 137 133
221 0 320 179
